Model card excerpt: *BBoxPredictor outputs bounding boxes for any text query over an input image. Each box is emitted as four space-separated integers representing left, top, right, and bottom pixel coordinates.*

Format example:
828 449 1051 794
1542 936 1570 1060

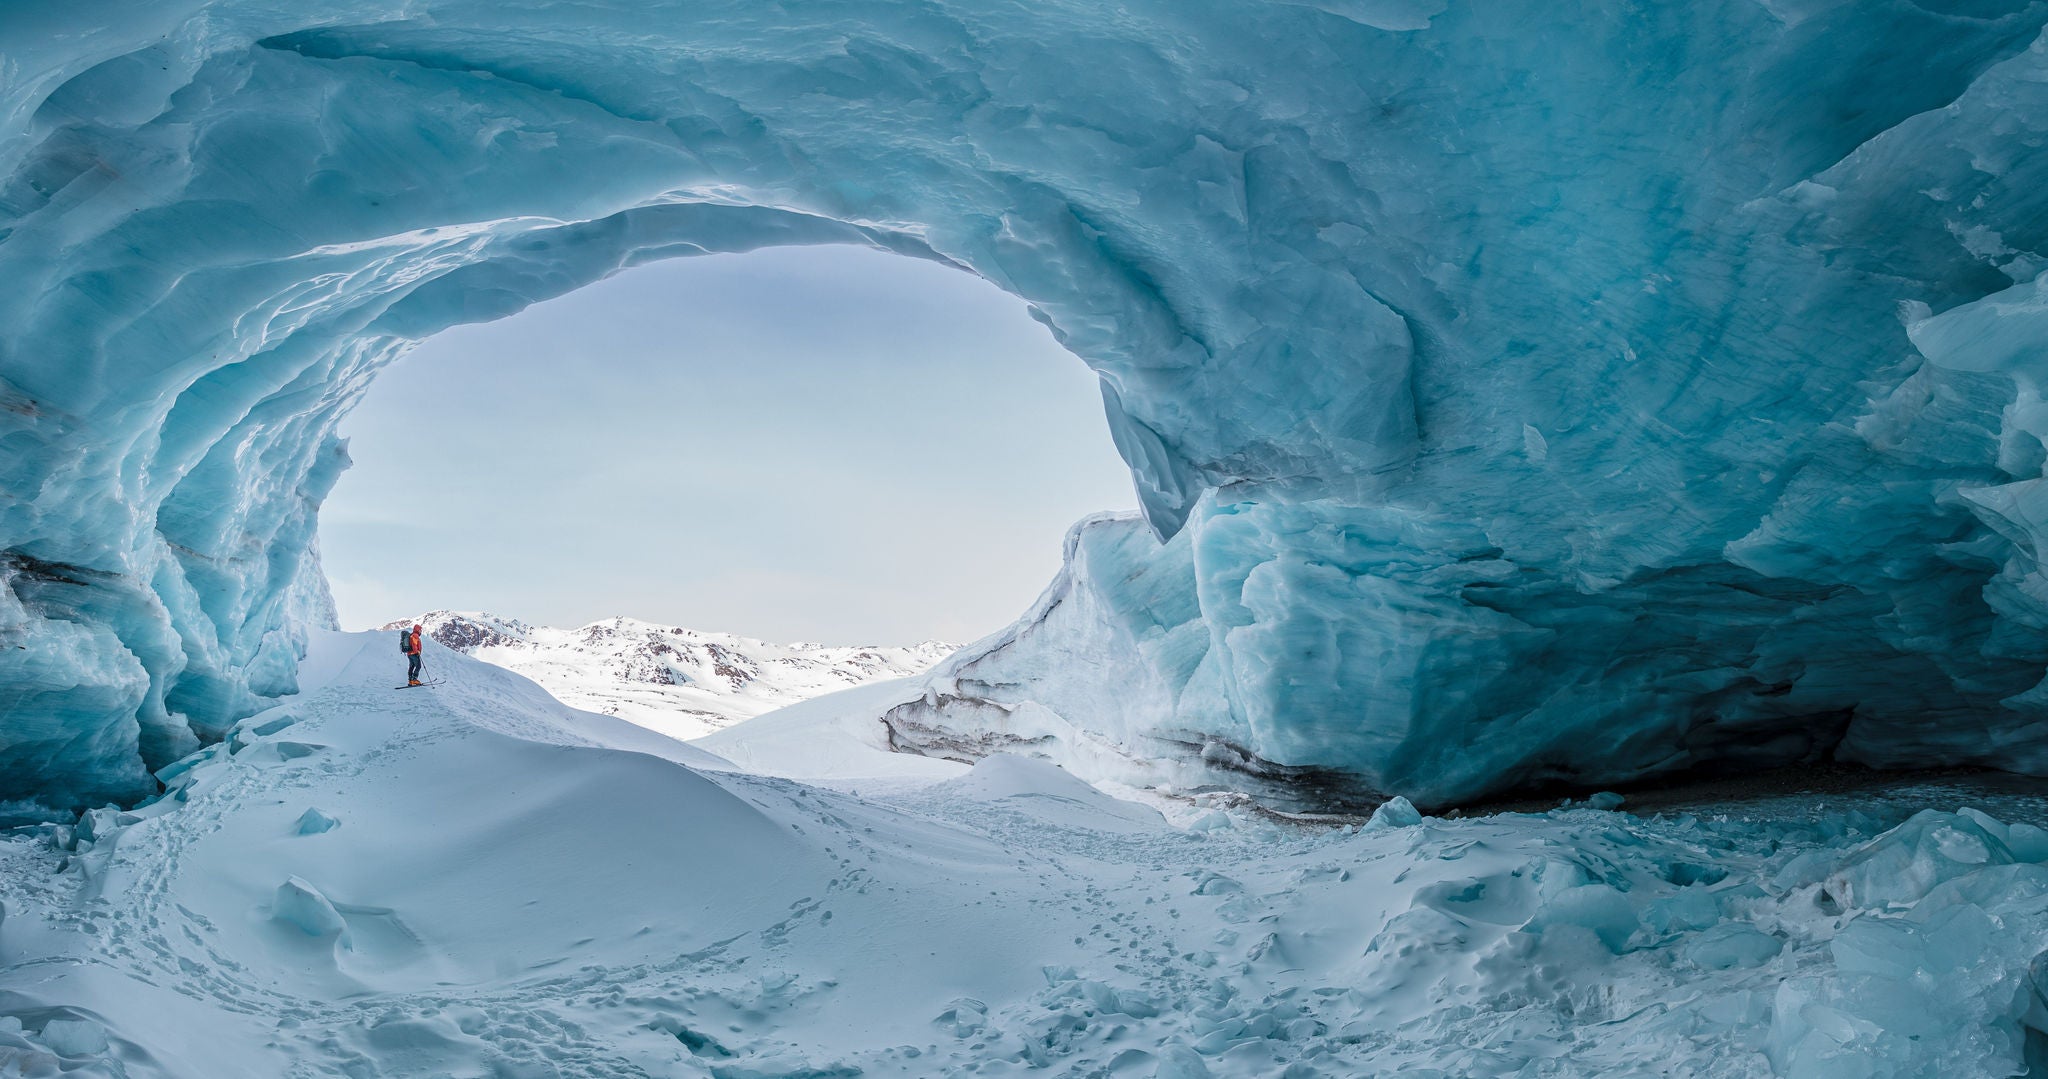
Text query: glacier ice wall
7 1 2048 807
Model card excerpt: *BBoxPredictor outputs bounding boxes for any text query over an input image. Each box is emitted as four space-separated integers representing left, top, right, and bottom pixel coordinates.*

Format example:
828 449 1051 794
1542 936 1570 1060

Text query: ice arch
7 1 2048 809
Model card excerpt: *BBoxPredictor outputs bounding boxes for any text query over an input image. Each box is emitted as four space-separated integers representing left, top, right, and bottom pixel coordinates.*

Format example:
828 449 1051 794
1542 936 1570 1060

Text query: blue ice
6 2 2048 812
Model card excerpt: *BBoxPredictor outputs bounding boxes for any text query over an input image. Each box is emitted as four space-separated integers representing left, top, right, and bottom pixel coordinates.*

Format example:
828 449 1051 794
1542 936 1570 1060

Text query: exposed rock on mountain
382 611 954 740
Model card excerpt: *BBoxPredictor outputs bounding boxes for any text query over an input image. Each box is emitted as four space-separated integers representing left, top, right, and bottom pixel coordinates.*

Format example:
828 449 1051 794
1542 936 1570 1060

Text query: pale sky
318 244 1137 645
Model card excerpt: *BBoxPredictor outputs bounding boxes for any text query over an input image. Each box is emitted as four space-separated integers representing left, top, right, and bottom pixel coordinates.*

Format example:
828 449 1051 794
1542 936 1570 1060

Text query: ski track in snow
3 632 2047 1077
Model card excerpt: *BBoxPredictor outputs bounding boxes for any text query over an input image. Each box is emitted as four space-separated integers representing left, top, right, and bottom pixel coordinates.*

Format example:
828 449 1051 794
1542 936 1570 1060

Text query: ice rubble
11 2 2048 805
4 632 2048 1077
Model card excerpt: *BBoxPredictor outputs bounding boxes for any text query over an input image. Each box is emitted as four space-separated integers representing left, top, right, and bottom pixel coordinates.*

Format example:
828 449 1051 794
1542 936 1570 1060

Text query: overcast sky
319 244 1136 645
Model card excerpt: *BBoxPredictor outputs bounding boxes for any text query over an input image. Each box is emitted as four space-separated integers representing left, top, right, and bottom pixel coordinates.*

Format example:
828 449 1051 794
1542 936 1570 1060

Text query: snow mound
2 630 2047 1074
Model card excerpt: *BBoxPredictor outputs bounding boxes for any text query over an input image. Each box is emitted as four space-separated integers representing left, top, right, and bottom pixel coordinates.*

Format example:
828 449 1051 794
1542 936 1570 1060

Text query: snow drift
9 1 2048 806
6 633 2048 1077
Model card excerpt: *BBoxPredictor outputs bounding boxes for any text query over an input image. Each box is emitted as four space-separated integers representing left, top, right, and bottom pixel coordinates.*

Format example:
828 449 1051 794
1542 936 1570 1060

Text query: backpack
398 629 412 654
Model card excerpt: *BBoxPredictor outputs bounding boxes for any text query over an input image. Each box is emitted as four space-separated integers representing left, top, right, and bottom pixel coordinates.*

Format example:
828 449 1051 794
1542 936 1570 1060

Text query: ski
394 680 445 689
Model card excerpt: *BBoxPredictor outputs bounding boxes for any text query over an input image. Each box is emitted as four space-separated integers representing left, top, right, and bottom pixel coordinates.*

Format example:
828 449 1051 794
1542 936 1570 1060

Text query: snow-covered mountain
379 611 955 740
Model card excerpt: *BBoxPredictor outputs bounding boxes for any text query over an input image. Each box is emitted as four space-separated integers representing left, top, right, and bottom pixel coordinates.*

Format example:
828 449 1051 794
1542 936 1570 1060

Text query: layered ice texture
9 1 2048 806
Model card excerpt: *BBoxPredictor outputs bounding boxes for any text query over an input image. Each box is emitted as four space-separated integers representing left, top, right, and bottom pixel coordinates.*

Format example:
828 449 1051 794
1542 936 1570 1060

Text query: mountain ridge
378 610 955 740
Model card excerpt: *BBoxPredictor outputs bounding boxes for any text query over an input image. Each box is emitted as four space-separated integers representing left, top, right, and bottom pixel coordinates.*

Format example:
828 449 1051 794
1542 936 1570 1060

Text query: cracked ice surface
11 2 2048 803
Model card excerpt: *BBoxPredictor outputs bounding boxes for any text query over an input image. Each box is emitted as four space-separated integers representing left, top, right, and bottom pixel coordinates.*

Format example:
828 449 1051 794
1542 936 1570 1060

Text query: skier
401 623 424 686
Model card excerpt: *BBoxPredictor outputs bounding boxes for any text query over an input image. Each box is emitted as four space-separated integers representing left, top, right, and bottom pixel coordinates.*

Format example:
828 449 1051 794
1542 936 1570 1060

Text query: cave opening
318 244 1136 647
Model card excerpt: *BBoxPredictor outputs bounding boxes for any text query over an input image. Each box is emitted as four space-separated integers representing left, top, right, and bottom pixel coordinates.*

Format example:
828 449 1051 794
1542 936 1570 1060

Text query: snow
392 611 954 741
691 679 968 791
5 632 2048 1076
13 3 2048 806
935 753 1170 834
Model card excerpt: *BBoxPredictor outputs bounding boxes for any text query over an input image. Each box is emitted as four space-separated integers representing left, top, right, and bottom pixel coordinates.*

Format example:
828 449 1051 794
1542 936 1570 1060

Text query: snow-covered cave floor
3 635 2047 1078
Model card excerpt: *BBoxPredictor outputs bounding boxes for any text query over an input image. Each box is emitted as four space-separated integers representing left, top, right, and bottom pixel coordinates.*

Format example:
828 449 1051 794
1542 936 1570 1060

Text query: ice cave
10 2 2048 1076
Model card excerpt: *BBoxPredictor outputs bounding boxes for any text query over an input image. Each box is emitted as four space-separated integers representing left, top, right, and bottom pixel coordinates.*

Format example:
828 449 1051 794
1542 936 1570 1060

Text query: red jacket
405 630 421 655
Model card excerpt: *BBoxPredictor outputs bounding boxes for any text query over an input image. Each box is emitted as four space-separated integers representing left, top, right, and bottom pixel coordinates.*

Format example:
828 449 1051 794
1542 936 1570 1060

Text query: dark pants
408 653 422 681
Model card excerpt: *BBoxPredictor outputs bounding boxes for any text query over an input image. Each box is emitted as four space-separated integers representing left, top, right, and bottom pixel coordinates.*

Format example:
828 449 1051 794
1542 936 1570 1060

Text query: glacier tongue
9 2 2048 803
